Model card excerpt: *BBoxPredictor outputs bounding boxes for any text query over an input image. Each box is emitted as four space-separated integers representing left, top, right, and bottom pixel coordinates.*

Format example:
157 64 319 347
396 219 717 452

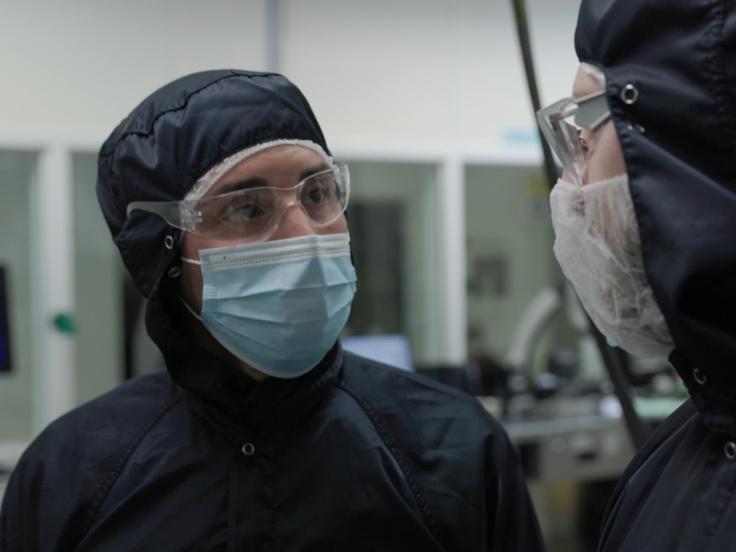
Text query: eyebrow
214 164 330 195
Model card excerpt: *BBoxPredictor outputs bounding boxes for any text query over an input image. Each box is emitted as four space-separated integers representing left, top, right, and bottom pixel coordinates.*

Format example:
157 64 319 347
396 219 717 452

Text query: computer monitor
341 334 414 372
0 266 11 373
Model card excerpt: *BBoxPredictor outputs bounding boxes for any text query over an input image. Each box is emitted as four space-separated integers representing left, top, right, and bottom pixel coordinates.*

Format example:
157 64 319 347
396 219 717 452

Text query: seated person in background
538 0 736 549
0 70 543 551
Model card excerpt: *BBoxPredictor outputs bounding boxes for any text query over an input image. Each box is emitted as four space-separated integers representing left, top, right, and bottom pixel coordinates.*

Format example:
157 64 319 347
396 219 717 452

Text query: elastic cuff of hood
187 139 333 201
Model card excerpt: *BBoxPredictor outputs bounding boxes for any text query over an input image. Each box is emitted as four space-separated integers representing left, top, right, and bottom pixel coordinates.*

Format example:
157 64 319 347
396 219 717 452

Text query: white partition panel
30 146 76 432
436 157 468 364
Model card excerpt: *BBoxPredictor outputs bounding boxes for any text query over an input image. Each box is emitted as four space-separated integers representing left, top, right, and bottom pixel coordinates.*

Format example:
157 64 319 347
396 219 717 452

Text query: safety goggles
127 163 350 243
536 90 611 186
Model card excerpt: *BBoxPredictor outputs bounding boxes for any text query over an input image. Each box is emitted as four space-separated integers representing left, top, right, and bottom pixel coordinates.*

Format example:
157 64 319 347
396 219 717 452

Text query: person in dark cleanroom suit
0 70 544 551
537 0 736 550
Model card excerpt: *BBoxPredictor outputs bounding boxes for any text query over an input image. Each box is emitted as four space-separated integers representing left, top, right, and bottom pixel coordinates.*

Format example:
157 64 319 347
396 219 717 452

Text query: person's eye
225 203 264 222
303 177 335 205
308 187 327 203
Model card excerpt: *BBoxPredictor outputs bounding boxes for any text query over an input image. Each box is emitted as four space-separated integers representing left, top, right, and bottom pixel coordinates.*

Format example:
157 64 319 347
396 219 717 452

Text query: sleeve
485 422 546 552
0 418 118 551
0 454 42 552
1 374 179 552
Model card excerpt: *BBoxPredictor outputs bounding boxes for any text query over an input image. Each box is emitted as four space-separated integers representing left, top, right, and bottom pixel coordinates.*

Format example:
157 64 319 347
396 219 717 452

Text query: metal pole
590 328 649 448
509 0 559 191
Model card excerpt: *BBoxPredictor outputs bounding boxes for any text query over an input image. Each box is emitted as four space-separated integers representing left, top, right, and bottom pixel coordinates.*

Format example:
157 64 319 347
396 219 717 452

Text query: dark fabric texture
1 70 543 551
0 353 543 551
575 2 736 550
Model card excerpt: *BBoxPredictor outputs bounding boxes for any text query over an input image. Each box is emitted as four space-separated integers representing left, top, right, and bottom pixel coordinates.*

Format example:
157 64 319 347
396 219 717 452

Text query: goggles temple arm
124 162 349 236
126 200 194 231
574 90 611 132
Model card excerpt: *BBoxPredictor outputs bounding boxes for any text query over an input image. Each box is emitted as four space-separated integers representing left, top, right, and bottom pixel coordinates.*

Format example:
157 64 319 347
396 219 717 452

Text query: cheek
320 215 348 235
588 124 627 182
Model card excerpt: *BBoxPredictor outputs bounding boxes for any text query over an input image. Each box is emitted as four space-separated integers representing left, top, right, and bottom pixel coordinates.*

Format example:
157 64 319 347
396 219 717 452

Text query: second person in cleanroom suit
537 0 736 550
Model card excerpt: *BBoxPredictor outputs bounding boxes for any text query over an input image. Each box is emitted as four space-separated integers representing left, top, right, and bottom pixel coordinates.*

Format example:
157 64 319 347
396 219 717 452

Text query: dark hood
576 2 736 416
96 70 336 410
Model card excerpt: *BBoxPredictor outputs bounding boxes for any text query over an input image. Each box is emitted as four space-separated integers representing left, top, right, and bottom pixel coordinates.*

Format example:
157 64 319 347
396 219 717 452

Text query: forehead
209 145 328 194
572 64 605 98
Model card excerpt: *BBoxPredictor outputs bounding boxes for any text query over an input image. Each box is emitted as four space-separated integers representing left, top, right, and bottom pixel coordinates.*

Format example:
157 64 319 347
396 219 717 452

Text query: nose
269 202 315 240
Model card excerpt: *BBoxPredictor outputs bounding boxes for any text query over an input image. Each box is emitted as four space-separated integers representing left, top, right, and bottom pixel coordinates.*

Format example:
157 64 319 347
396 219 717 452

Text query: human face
569 65 626 185
179 144 349 315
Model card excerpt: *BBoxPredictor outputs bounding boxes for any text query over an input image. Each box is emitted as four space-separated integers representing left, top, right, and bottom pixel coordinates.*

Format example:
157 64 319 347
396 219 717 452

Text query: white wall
0 0 265 132
0 0 582 149
282 0 581 151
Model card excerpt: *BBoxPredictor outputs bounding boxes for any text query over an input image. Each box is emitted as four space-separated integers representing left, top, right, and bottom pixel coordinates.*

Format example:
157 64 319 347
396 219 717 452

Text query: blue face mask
182 233 357 379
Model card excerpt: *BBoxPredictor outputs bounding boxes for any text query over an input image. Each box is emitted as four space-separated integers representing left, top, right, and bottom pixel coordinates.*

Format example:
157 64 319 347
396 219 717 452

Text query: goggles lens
195 166 348 241
536 91 610 186
127 163 350 242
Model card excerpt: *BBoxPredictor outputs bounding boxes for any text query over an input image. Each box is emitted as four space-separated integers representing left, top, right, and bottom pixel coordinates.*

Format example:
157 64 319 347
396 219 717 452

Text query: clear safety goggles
536 90 611 186
127 163 350 243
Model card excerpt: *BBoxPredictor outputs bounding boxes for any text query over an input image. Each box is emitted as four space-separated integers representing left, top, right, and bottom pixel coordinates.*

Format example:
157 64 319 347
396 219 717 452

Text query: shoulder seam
336 379 443 546
78 393 185 538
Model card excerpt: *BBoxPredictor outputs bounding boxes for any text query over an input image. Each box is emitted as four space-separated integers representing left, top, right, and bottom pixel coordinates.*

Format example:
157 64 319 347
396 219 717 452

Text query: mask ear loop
178 255 203 320
178 294 203 322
